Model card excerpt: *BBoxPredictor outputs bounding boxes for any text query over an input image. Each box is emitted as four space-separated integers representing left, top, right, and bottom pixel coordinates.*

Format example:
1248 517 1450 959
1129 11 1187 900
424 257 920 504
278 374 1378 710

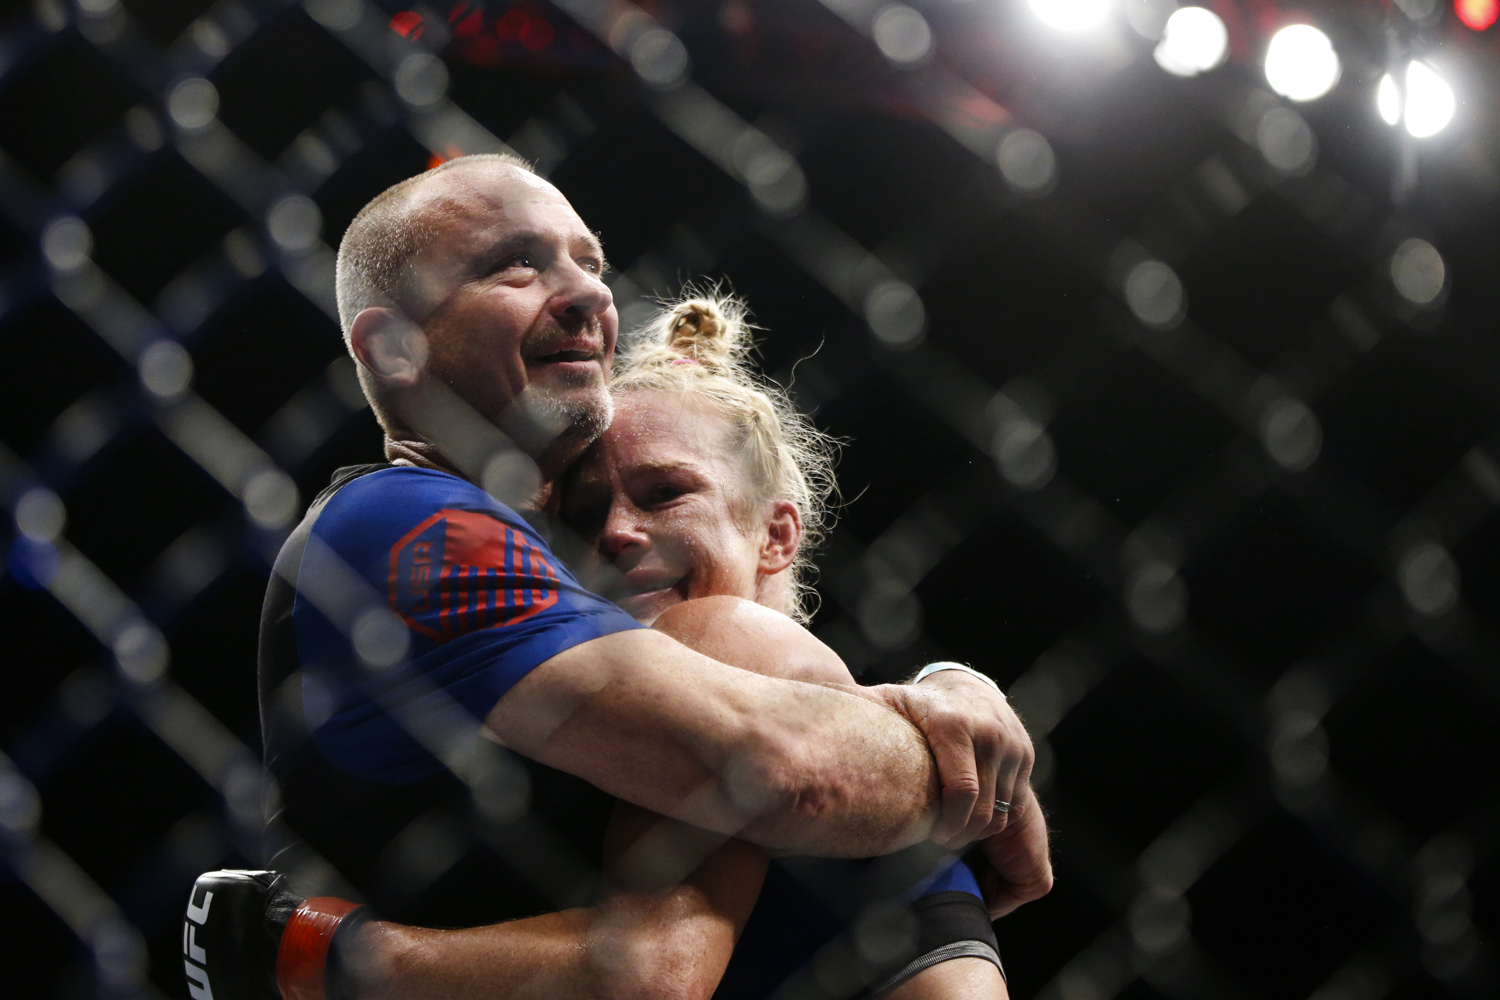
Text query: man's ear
349 307 428 387
758 500 803 576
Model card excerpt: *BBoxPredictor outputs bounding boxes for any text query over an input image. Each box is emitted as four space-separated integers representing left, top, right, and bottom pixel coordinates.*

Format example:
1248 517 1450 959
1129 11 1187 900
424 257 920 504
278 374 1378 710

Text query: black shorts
862 891 1004 998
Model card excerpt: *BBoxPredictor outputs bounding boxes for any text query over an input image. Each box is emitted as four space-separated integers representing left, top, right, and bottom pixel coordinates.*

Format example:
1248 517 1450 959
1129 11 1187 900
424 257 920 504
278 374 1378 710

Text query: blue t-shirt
289 465 645 782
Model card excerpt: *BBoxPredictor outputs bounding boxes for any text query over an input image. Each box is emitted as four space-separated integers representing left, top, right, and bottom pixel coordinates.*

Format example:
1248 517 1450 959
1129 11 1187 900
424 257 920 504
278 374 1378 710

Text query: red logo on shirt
388 509 560 641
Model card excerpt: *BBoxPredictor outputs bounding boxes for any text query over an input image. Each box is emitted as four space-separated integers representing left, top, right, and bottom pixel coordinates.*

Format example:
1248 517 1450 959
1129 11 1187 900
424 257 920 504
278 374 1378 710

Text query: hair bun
660 296 749 370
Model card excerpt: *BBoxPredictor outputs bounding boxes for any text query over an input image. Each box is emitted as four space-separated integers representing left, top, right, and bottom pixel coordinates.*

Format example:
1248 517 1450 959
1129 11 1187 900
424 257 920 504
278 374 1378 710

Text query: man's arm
600 596 1051 913
338 599 1033 1000
487 626 942 856
488 593 1036 855
346 839 766 1000
605 598 1040 883
654 597 1038 851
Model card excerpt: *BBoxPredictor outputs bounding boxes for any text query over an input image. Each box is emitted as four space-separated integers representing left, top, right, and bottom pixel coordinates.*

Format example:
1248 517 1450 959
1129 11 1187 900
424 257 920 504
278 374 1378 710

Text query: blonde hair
613 291 838 623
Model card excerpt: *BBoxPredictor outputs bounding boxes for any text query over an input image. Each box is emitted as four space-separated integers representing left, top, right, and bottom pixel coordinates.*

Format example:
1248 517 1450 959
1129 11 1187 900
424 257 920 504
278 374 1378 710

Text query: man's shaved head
334 152 536 340
334 152 618 473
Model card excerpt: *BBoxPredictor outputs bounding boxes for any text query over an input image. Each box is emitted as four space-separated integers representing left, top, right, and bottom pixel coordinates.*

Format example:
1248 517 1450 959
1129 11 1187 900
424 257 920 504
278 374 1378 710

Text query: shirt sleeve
292 466 645 782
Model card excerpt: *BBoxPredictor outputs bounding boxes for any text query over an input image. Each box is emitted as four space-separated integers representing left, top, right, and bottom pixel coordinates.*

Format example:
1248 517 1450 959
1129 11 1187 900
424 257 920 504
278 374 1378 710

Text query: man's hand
971 785 1053 918
871 670 1034 849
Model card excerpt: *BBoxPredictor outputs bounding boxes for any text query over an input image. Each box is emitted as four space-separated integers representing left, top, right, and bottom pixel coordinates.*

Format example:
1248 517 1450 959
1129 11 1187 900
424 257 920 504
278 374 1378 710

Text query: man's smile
525 333 606 371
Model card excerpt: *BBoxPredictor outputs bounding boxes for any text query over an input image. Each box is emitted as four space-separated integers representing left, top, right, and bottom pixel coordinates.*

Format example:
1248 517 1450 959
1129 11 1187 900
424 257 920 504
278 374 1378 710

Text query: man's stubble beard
501 377 614 464
425 312 615 458
511 316 615 450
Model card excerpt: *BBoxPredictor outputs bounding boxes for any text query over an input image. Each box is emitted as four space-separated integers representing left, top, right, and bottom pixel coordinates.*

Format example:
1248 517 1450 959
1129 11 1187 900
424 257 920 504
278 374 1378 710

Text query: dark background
2 0 1499 997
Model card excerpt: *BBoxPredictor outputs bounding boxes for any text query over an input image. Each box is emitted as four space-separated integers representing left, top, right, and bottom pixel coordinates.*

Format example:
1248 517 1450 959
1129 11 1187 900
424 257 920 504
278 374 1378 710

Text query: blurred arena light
138 341 194 400
167 77 219 129
1378 74 1401 126
1257 106 1317 175
629 28 690 88
14 488 66 543
864 280 926 345
1264 24 1341 102
1396 0 1443 24
1153 6 1229 78
1390 237 1447 306
1123 258 1185 328
394 53 450 107
1406 62 1457 137
872 5 933 65
1379 62 1458 138
996 128 1057 194
40 217 92 272
1259 397 1322 471
1029 0 1111 32
1455 0 1500 31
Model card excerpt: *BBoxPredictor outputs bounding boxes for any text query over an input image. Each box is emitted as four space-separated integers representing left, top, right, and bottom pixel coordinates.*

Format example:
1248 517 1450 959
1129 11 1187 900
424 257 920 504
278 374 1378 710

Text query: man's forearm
708 678 942 856
347 881 744 1000
651 597 944 856
489 629 942 856
335 801 766 1000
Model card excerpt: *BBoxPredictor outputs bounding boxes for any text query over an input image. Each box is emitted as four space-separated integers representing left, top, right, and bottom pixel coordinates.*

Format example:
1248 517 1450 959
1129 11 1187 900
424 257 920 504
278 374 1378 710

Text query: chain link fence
2 0 1499 997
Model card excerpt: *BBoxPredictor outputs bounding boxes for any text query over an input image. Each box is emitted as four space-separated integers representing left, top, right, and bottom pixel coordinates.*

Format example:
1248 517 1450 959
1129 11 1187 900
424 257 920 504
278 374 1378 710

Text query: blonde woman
556 292 1016 999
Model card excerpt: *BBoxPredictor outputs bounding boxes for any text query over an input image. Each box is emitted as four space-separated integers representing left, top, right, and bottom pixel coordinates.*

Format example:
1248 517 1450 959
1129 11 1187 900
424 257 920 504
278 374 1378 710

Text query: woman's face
560 390 792 624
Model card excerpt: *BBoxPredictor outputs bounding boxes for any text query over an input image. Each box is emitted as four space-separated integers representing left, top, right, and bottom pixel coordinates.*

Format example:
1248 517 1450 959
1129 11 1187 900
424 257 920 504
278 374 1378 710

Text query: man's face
404 165 618 443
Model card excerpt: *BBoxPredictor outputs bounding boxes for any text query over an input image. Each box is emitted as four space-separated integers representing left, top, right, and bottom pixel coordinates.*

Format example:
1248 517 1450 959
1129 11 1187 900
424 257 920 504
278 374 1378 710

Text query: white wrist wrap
912 661 1004 697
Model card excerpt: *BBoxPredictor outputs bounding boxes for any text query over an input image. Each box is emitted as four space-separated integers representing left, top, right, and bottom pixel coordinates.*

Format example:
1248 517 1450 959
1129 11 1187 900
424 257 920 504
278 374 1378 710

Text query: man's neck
384 434 568 512
379 381 601 511
385 437 460 478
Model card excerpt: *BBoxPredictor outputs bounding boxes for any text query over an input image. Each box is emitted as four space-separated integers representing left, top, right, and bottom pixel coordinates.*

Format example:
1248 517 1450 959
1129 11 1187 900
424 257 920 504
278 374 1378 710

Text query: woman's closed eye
641 482 690 506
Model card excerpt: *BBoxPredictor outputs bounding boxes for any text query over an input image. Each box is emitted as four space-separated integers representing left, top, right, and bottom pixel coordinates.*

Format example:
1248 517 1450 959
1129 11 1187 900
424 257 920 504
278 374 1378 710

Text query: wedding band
994 799 1011 814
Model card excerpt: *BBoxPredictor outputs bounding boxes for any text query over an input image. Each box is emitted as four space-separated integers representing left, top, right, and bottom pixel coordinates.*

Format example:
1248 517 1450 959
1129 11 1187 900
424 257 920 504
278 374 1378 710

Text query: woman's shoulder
653 596 853 686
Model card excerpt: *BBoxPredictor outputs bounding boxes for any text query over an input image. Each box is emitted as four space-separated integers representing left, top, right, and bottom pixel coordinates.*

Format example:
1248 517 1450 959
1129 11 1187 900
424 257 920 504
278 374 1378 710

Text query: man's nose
549 257 612 322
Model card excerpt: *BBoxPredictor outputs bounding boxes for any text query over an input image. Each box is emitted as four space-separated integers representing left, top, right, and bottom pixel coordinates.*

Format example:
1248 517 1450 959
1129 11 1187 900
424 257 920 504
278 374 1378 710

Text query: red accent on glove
275 897 362 1000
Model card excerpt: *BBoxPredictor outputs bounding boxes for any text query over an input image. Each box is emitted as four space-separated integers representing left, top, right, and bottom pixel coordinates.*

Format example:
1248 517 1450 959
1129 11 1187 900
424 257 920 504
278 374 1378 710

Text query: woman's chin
618 588 683 625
